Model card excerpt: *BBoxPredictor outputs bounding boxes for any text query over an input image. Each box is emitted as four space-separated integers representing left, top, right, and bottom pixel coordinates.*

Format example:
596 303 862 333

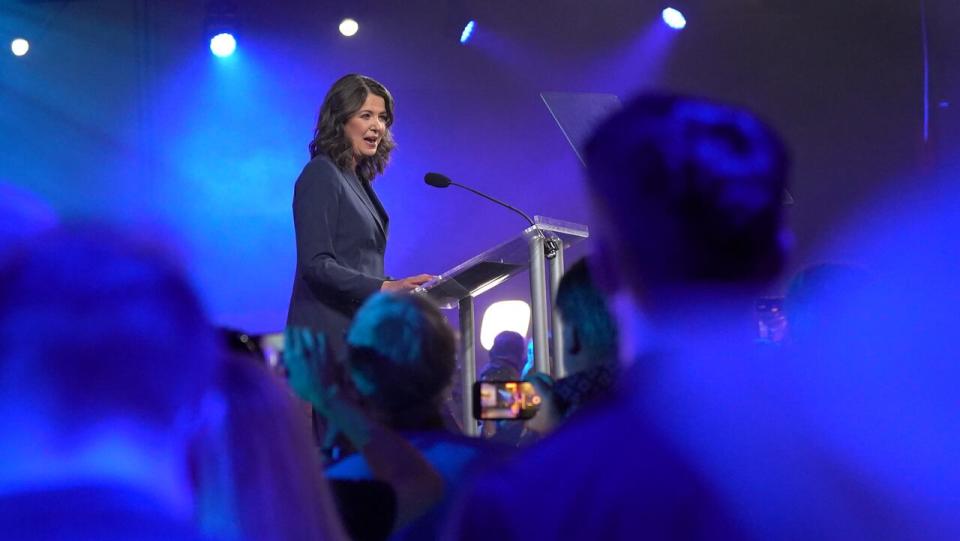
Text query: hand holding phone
473 380 541 420
523 373 561 435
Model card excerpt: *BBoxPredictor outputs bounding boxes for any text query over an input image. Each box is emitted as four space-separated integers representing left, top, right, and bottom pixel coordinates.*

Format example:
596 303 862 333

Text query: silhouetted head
555 258 618 374
488 331 527 373
584 94 790 304
0 225 218 437
346 293 456 430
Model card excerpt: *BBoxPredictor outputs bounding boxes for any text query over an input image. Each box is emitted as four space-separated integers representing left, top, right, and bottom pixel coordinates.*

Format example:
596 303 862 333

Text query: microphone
424 172 452 188
424 172 559 258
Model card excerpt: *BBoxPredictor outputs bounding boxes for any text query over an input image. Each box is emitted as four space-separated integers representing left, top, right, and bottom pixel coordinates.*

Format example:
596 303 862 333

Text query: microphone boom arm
450 182 536 226
449 181 559 259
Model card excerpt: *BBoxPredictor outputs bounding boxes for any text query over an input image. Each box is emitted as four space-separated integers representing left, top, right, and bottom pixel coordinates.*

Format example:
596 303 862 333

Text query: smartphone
756 296 787 343
472 380 541 421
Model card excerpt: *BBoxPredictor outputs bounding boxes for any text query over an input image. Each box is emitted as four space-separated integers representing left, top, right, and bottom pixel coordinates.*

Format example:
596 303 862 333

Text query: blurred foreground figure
283 325 446 541
447 94 792 539
328 292 498 541
193 356 348 541
782 262 871 348
449 93 956 538
0 182 58 253
0 226 219 541
775 176 960 538
525 257 620 438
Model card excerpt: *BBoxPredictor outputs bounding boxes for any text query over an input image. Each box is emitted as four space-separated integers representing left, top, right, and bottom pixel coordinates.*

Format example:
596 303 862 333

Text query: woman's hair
194 355 347 541
346 293 456 431
308 74 396 182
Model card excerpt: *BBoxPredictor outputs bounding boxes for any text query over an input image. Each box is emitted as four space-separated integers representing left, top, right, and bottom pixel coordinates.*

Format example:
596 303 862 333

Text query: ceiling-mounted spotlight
205 1 240 57
661 7 687 30
339 18 360 37
210 32 236 57
460 20 476 44
11 38 29 57
447 0 476 46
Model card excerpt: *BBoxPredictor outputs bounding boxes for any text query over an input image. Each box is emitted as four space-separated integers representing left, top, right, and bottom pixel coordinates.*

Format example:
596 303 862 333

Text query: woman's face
344 93 388 161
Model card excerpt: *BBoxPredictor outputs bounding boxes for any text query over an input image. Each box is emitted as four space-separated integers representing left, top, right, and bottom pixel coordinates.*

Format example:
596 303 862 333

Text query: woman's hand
381 274 435 293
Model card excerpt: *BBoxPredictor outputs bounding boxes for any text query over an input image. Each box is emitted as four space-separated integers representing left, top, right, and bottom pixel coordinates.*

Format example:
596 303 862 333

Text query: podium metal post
418 216 588 436
549 238 566 378
528 235 550 375
458 296 478 436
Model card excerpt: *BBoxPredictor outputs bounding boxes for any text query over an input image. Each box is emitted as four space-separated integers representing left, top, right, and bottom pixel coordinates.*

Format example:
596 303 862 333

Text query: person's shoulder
410 430 495 455
465 401 676 502
414 429 514 456
325 452 373 480
479 398 629 479
297 155 345 189
479 363 520 382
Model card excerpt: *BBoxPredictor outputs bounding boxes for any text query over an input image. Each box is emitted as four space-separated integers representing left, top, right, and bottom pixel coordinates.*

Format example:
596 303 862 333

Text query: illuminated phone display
473 381 541 420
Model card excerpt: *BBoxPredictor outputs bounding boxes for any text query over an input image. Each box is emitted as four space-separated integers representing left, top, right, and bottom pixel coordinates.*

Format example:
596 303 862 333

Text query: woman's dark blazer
286 155 389 360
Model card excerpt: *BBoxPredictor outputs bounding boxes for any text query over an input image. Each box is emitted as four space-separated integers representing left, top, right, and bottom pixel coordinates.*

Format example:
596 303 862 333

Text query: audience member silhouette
479 331 526 381
769 177 960 537
193 355 348 541
447 93 791 540
525 257 619 436
478 331 528 444
0 226 219 541
326 292 498 541
284 326 446 541
554 258 619 376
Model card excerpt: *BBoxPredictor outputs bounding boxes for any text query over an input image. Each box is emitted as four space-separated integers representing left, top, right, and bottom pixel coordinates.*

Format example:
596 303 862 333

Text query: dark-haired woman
287 74 432 362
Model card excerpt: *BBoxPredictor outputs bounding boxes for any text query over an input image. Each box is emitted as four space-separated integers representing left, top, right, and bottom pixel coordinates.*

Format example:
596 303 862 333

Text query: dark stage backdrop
0 0 954 335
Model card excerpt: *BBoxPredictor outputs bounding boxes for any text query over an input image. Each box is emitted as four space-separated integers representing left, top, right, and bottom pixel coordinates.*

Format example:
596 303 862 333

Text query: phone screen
473 381 541 420
756 296 787 343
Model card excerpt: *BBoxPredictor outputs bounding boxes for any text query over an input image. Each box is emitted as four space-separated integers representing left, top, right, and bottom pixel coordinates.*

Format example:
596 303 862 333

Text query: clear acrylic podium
417 216 588 435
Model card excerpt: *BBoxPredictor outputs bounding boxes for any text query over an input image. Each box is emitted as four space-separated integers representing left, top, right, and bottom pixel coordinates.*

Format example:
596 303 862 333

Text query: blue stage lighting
460 20 476 44
210 32 237 57
661 7 686 30
11 38 29 57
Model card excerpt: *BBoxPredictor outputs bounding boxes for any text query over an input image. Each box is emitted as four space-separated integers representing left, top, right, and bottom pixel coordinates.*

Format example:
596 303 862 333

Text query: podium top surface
419 216 589 309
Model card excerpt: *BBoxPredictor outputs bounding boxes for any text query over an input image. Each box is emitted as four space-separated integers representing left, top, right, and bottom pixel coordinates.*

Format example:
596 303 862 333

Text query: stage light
204 1 239 57
662 7 687 30
480 300 531 350
11 38 29 57
339 18 359 37
460 20 476 44
209 32 236 57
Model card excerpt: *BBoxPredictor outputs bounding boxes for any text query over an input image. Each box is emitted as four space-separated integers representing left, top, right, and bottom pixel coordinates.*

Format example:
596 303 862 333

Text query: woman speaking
287 74 432 361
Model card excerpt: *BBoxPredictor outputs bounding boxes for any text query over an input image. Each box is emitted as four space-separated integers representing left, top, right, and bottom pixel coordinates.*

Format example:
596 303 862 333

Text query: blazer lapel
363 182 390 237
343 172 388 239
